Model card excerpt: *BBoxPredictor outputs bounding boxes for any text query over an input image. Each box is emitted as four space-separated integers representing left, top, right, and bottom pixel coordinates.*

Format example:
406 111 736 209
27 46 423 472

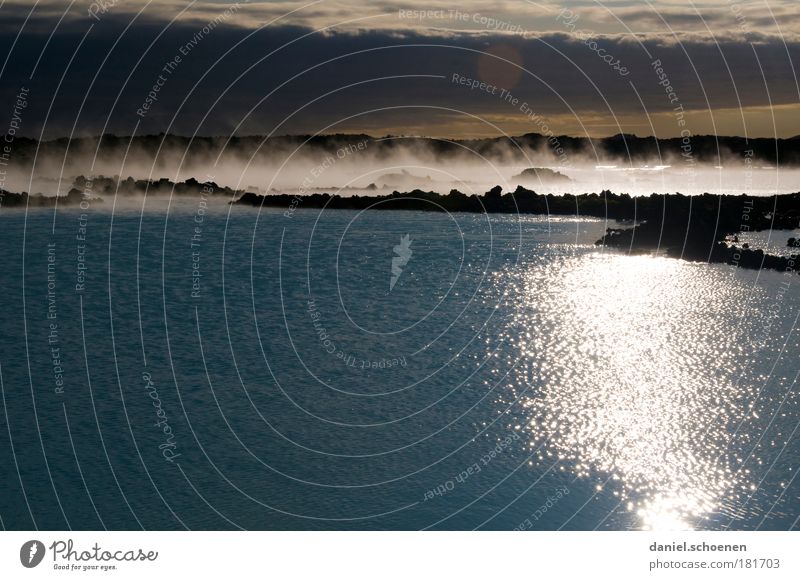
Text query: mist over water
4 136 799 198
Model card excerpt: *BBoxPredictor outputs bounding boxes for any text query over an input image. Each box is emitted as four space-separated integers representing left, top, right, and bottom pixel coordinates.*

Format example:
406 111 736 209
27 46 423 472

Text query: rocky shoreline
236 185 800 274
0 188 101 208
3 176 798 274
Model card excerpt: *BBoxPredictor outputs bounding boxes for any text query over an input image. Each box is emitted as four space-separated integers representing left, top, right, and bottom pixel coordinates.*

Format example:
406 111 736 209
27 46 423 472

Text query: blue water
0 199 798 530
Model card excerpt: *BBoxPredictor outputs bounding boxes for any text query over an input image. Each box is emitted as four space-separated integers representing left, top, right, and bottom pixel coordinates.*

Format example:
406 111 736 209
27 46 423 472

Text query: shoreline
237 185 800 274
3 179 799 274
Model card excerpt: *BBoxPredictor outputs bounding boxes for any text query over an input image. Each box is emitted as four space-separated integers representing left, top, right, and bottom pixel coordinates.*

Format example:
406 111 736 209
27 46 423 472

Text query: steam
2 134 798 199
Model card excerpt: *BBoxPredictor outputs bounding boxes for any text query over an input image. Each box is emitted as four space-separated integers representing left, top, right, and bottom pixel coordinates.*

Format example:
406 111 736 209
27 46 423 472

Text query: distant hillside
514 167 572 183
7 132 800 167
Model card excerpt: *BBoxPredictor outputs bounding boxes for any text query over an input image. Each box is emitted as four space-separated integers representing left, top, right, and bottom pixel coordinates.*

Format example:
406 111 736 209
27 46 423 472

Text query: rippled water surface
0 201 798 530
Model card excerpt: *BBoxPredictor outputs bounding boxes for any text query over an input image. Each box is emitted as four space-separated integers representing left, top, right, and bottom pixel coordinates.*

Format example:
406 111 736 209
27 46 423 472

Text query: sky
1 0 799 139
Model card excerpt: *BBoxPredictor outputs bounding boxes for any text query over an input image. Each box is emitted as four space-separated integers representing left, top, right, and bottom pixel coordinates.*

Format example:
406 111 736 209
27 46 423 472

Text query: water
737 228 800 258
0 199 798 530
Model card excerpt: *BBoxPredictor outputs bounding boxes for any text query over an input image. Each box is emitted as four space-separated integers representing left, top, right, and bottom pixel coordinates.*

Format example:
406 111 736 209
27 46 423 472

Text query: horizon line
10 132 800 142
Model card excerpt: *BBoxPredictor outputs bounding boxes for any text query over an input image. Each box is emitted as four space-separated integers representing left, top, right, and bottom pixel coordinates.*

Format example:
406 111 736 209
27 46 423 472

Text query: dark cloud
1 9 799 138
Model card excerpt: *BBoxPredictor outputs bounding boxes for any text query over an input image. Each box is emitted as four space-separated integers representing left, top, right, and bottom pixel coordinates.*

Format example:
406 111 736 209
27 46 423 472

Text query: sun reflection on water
512 254 760 530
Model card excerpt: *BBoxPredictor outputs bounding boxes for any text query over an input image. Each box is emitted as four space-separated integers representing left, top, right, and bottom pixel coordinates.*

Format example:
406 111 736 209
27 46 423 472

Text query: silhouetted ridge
9 133 800 165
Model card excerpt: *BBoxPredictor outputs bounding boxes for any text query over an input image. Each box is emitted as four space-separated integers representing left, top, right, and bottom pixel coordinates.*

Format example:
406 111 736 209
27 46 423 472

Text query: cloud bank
0 0 798 138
